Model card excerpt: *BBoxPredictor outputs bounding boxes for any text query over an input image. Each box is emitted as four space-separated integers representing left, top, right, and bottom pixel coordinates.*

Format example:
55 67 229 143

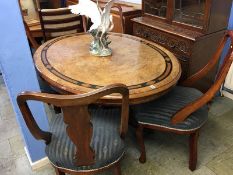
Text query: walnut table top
34 33 181 104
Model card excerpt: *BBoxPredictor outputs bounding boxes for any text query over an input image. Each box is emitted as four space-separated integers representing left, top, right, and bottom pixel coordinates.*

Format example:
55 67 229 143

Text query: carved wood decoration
133 22 193 57
62 106 95 166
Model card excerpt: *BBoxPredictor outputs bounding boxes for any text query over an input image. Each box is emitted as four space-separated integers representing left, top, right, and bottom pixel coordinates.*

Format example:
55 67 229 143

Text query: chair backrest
91 0 125 33
172 31 233 124
38 7 84 41
18 0 40 50
17 84 129 166
111 4 124 33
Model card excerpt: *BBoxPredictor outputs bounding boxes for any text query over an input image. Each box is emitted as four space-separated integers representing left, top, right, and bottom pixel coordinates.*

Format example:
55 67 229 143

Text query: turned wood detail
62 106 95 166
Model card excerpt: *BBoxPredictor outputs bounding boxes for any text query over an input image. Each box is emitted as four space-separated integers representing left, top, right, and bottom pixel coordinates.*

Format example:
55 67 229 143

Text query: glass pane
144 0 168 18
174 0 206 27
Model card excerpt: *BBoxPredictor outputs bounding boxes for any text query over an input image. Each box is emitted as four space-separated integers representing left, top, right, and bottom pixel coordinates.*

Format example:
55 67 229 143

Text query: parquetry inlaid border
41 33 173 90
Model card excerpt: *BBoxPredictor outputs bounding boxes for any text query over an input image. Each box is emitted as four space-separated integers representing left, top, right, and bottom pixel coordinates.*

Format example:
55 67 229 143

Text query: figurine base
89 29 112 57
89 48 112 57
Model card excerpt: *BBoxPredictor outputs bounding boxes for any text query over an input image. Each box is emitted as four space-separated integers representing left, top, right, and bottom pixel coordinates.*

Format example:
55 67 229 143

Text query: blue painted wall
220 3 233 64
0 0 49 162
228 3 233 29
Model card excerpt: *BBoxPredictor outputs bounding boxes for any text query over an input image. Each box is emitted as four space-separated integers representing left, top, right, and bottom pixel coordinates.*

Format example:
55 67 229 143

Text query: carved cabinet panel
133 22 193 57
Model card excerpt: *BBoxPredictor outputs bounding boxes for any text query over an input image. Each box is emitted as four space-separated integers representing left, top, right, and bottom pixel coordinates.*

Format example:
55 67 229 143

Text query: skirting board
222 90 233 100
24 147 50 170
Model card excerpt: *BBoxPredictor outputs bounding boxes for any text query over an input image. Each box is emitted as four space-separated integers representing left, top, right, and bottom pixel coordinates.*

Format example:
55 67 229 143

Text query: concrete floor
1 76 233 175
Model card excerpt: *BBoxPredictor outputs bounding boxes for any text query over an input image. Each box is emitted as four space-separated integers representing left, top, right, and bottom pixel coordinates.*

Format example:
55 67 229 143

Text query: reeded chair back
37 7 85 41
17 84 129 175
134 30 233 171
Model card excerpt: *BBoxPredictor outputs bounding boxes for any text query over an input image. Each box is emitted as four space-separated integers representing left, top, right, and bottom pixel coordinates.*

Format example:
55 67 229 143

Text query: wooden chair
36 2 86 41
18 0 40 50
84 0 125 34
17 84 129 175
111 4 124 33
97 0 125 34
23 19 40 50
133 30 233 171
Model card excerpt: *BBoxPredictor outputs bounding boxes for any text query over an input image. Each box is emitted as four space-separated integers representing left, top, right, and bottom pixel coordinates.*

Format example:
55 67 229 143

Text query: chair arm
172 48 233 124
17 84 129 139
17 95 52 144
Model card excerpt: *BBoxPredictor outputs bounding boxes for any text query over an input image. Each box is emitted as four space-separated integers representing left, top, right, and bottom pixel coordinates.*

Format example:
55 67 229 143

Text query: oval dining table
34 33 181 105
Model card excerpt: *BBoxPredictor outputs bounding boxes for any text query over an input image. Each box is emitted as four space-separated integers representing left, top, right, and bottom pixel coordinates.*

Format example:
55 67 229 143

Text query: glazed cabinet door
173 0 207 27
143 0 168 18
142 0 211 32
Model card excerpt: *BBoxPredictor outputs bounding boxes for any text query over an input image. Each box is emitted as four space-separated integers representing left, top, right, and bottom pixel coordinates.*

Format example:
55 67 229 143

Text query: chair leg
55 167 65 175
189 131 199 171
136 125 146 163
112 162 121 175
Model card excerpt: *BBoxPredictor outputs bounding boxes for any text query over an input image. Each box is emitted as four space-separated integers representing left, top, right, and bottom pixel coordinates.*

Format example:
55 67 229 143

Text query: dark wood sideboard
132 0 233 91
66 0 142 34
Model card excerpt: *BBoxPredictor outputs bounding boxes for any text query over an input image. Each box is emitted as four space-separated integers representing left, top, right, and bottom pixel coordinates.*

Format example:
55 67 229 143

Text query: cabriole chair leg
136 125 146 163
55 167 65 175
189 130 199 171
112 162 121 175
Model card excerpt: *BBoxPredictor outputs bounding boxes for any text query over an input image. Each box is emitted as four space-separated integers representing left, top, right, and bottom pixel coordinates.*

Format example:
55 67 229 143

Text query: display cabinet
132 0 232 91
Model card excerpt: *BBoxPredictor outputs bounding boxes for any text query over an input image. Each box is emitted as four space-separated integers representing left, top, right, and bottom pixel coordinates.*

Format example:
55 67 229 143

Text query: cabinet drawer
133 22 193 58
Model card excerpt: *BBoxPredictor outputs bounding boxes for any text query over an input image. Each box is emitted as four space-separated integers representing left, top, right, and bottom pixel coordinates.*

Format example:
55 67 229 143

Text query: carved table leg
112 162 121 175
189 130 199 171
55 167 65 175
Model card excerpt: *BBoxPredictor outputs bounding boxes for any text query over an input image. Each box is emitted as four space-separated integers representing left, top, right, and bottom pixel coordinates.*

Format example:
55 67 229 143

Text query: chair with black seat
133 30 233 171
36 0 86 41
17 84 129 175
